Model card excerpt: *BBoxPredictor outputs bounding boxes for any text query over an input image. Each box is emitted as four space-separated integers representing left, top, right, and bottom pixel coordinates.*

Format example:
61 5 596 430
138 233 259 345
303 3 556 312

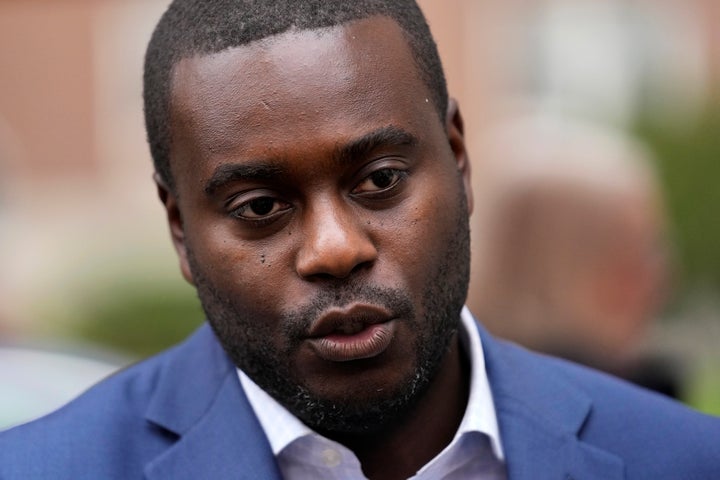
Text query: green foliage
634 103 720 295
70 284 204 358
686 362 720 417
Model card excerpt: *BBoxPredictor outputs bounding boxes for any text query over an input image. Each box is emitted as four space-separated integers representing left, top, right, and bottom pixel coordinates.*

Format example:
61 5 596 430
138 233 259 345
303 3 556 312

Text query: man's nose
295 200 378 280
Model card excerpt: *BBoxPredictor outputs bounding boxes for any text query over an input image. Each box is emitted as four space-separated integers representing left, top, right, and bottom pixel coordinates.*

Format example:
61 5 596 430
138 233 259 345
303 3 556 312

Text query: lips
306 304 397 362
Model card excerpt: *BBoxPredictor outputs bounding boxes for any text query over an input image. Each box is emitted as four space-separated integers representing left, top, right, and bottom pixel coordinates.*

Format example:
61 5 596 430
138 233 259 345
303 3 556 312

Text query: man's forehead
170 16 413 98
166 15 436 165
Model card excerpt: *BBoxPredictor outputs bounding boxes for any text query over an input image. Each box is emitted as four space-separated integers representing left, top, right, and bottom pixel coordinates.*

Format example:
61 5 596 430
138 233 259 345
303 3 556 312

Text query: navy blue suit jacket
2 321 719 479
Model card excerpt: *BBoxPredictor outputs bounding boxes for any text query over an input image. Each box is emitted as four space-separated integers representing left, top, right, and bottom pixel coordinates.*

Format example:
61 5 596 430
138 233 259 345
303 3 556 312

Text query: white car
0 346 123 430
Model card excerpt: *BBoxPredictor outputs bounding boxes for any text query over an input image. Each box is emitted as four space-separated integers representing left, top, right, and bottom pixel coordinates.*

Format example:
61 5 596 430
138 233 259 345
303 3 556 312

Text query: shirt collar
456 306 504 459
237 306 504 460
237 367 312 455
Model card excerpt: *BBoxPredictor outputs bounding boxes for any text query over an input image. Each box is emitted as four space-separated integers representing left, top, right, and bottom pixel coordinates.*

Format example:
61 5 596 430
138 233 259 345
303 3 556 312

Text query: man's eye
233 196 290 220
354 168 405 194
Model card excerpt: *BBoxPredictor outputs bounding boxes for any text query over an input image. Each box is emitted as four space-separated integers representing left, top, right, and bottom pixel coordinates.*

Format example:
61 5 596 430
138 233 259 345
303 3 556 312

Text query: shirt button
321 448 342 467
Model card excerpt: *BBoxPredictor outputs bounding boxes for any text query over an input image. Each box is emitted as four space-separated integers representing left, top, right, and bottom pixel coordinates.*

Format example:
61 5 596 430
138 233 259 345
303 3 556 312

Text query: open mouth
306 304 397 362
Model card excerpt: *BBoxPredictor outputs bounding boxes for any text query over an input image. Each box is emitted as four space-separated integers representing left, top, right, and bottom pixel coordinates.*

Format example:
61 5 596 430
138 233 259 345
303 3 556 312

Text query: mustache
280 284 415 341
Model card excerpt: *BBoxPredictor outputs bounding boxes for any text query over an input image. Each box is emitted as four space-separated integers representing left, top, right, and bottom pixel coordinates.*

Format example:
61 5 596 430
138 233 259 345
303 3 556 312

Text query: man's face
163 16 473 434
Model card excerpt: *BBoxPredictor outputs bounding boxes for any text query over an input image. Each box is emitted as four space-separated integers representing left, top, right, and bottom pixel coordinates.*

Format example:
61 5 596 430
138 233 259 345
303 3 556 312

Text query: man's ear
154 172 195 286
446 98 473 215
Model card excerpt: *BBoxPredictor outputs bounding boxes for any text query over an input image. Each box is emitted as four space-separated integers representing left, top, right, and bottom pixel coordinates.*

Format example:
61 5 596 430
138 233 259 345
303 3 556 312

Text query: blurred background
1 0 718 428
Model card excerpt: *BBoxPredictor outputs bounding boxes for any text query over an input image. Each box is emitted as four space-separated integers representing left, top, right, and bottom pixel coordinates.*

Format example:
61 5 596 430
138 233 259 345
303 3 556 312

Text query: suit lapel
477 322 625 480
142 324 282 480
496 402 624 480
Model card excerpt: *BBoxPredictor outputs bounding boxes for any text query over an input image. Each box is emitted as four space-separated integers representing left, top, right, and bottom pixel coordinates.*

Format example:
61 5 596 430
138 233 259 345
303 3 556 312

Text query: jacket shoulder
0 330 202 479
554 355 720 478
487 335 720 479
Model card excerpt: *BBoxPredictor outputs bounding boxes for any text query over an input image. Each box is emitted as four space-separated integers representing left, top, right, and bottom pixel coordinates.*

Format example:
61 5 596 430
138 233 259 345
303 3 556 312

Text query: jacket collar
143 324 282 480
140 321 624 480
478 321 625 480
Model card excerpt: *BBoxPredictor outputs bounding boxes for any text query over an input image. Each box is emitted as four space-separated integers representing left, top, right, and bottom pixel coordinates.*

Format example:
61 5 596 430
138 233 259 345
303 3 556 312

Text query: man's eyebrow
204 162 285 196
203 126 417 196
335 125 419 165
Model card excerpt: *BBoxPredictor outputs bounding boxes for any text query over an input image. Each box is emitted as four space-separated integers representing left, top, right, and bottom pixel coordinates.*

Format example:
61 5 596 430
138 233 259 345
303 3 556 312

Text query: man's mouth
306 304 397 362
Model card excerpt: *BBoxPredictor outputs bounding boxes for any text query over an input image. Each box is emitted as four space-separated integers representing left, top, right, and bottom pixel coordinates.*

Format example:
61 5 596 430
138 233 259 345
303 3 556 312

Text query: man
468 114 678 395
1 1 718 479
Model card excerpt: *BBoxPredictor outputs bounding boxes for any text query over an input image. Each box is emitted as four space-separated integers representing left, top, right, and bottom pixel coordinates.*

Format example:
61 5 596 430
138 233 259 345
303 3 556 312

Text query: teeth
337 320 364 335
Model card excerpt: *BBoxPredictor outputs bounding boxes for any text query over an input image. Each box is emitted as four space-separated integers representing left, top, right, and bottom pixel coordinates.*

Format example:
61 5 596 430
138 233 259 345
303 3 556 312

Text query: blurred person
468 114 676 394
1 2 719 479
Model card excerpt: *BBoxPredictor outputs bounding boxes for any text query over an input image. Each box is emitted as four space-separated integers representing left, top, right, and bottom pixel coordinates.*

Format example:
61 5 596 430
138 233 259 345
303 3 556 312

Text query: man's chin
287 371 429 435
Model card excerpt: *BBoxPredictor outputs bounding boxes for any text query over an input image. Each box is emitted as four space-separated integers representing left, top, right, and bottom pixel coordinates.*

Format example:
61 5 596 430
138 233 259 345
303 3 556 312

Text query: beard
187 185 471 435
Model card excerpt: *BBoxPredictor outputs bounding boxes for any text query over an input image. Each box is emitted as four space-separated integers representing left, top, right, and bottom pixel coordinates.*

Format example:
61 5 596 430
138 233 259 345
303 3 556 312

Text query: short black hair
143 0 448 189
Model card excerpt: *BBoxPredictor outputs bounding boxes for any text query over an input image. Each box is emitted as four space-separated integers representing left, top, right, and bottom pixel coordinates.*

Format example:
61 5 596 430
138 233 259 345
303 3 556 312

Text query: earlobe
446 98 474 215
154 172 195 286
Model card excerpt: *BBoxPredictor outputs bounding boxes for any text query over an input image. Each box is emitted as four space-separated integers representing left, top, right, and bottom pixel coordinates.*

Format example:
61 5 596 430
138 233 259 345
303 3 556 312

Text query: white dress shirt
238 307 507 479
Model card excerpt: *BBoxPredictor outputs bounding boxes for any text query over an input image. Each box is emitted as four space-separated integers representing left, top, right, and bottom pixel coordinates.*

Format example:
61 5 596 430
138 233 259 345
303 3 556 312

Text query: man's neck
327 334 470 480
